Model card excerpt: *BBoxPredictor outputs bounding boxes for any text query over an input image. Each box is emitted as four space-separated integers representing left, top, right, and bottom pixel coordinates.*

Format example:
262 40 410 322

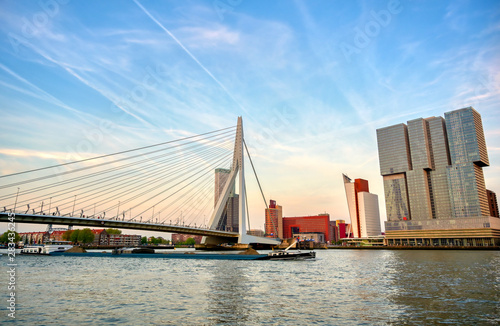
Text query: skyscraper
377 107 500 246
265 199 282 238
214 168 238 231
214 168 231 207
343 174 382 238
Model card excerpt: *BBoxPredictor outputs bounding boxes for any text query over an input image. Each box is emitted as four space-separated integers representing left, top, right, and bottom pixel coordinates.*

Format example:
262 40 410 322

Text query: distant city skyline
1 1 499 234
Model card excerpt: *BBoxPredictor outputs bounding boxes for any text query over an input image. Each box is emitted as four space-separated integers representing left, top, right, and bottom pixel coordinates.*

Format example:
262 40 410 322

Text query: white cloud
176 26 240 48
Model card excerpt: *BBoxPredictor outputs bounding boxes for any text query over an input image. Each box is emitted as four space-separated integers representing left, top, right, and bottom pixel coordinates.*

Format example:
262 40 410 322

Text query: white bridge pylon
204 117 280 246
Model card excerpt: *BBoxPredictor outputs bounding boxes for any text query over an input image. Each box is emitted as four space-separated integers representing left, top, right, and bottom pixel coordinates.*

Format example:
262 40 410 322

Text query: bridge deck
0 213 239 239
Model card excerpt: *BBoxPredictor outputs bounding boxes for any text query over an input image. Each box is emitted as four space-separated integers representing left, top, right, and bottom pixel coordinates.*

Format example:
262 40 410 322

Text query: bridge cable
130 151 232 221
0 125 236 180
6 138 234 211
0 135 232 201
9 138 233 214
243 139 279 238
0 128 236 191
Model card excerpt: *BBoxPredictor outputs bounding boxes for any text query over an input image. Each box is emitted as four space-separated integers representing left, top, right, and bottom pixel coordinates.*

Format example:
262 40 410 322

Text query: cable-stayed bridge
0 117 280 246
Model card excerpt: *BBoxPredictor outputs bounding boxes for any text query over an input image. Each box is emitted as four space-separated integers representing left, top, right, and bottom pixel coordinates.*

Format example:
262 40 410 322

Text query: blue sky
1 0 499 233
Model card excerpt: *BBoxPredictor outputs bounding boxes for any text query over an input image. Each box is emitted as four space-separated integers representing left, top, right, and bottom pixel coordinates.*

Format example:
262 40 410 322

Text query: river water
1 249 499 325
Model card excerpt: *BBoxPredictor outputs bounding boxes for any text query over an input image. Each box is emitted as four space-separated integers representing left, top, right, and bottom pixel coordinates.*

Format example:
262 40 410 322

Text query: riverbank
326 245 500 250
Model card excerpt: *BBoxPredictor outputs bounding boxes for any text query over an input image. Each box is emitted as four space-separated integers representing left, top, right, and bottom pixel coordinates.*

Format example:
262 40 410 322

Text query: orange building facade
265 200 282 238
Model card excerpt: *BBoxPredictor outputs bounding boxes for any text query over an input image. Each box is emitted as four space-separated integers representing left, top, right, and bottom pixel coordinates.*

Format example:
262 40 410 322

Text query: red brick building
49 230 66 241
91 229 109 245
282 214 331 242
171 234 202 244
330 220 351 242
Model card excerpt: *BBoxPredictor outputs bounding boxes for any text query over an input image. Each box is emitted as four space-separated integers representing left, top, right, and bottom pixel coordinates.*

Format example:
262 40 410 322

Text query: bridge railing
0 210 224 232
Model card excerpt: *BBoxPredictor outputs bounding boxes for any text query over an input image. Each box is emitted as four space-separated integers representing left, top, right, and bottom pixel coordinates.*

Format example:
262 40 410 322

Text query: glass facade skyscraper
214 168 238 232
377 107 500 246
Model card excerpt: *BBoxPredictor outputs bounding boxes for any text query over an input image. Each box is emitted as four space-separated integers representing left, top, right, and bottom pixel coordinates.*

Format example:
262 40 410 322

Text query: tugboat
258 239 316 260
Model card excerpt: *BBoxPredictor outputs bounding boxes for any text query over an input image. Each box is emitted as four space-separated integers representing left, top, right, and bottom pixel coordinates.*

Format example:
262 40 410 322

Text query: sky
0 0 499 235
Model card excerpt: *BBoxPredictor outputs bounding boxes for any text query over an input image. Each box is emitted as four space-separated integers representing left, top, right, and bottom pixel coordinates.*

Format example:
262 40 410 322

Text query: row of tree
0 229 193 246
61 228 122 244
62 229 95 244
141 236 171 245
176 238 196 246
0 231 20 243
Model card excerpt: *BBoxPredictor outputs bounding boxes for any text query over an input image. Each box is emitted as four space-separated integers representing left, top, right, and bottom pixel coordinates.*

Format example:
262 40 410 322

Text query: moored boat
259 250 316 260
258 239 316 260
20 241 73 255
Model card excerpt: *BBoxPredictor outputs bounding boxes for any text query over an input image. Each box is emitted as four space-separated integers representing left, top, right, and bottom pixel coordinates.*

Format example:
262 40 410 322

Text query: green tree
106 228 122 235
141 236 148 245
77 228 95 244
0 231 20 243
185 238 196 245
151 237 162 245
70 229 80 243
62 230 73 241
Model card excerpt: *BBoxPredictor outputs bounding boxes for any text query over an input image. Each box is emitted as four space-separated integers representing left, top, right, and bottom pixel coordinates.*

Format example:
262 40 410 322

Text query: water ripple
1 250 499 324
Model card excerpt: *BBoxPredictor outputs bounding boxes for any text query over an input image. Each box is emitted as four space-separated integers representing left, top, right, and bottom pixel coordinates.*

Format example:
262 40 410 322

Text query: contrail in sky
132 0 252 118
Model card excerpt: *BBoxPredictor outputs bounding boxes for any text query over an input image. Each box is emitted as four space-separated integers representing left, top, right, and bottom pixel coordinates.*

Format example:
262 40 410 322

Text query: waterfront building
20 231 48 245
294 232 325 243
487 190 499 218
171 234 202 244
214 168 239 232
108 234 141 246
265 199 282 238
91 229 108 246
376 107 500 246
330 220 348 242
247 229 265 237
343 175 382 238
282 214 331 242
49 230 66 241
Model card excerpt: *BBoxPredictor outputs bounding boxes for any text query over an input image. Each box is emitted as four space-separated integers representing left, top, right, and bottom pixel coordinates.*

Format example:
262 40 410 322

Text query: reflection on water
208 262 251 324
0 250 499 325
386 251 500 325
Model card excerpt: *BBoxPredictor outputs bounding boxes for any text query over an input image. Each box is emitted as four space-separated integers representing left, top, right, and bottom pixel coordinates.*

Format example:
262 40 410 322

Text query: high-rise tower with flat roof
376 107 500 246
343 174 382 238
265 199 283 238
214 168 238 232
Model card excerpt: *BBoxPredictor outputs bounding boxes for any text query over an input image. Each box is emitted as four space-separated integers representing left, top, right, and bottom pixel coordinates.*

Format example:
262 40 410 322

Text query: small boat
20 241 73 255
258 239 316 260
112 247 155 254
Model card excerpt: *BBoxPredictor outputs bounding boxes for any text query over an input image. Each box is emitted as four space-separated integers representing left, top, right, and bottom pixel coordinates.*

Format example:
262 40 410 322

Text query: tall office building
265 199 283 238
343 174 382 238
214 168 231 207
377 107 500 246
213 168 238 232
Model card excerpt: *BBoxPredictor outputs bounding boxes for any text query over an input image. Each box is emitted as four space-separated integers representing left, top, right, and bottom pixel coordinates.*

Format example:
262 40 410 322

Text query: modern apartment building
108 234 141 246
377 107 500 246
343 174 382 238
